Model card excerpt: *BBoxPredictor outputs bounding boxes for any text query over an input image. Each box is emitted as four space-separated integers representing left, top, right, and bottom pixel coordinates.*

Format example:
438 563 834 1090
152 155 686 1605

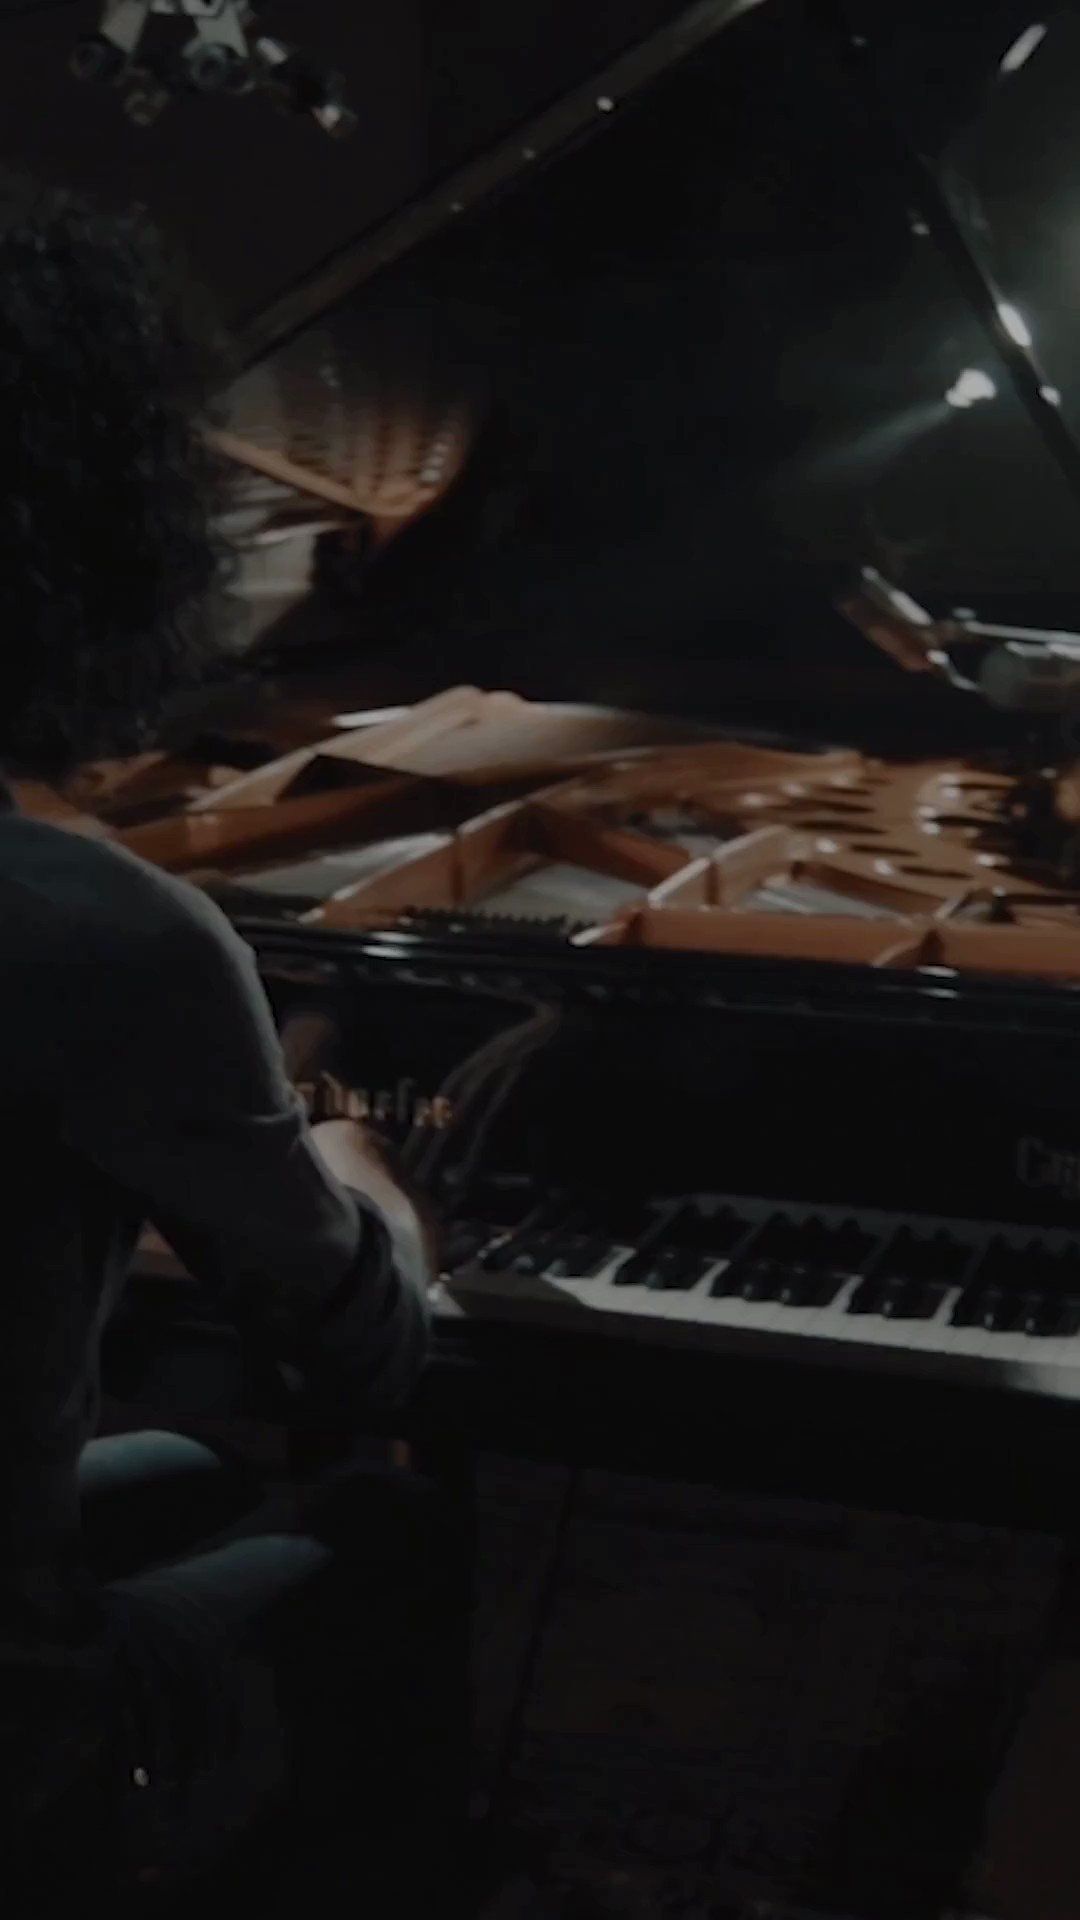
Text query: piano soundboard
50 687 1080 986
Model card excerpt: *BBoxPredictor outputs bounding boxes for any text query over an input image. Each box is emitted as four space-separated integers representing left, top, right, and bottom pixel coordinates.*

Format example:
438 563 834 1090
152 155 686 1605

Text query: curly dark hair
0 169 238 778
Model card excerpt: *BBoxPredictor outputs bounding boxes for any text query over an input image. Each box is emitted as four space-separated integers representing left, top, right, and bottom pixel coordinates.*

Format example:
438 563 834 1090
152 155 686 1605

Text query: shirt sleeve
54 878 430 1414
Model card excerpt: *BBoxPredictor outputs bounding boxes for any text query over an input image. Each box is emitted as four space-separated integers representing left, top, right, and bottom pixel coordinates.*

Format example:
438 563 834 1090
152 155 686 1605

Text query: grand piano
59 0 1080 1531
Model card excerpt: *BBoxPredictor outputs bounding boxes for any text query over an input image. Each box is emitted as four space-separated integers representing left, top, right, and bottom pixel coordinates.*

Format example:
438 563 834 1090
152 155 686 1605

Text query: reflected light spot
946 368 997 408
997 302 1033 348
1000 23 1048 73
333 706 407 728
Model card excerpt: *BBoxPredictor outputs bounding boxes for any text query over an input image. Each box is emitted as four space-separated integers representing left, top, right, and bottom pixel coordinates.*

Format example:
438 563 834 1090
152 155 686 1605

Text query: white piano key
714 1274 863 1344
921 1321 1007 1364
998 1333 1077 1373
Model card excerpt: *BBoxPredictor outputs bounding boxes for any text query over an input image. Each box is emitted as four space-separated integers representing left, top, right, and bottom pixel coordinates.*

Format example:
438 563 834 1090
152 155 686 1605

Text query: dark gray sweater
0 780 429 1814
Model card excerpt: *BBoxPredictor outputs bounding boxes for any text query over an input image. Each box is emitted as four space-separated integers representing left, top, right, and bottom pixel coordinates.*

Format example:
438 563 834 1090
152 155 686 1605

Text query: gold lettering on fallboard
292 1067 451 1131
1016 1134 1080 1200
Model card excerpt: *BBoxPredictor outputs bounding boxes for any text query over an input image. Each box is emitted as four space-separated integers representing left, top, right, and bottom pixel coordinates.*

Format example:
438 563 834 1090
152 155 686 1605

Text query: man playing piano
0 171 460 1908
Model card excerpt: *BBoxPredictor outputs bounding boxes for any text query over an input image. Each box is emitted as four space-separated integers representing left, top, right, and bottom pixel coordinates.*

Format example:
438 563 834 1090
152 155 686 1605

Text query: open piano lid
211 0 767 558
53 4 1080 1000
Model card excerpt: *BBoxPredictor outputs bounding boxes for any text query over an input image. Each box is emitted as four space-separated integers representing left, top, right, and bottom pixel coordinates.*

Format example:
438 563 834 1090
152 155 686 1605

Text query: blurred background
5 0 1080 752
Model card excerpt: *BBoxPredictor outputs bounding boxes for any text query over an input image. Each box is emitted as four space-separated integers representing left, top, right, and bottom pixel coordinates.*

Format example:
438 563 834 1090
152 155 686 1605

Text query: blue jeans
19 1430 469 1911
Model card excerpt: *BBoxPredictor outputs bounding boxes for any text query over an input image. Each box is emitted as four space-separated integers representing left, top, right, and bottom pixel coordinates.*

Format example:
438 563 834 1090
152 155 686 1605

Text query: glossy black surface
243 917 1080 1235
240 3 1080 749
241 913 1080 1028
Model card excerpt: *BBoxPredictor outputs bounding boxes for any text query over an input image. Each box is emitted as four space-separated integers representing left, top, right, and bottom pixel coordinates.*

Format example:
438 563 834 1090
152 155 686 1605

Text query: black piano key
610 1198 748 1292
770 1265 849 1306
736 1213 875 1300
1005 1289 1080 1337
950 1285 1018 1331
718 1208 874 1305
480 1236 525 1273
648 1250 713 1291
880 1279 950 1320
483 1231 556 1275
833 1219 876 1265
738 1260 785 1303
1016 1293 1048 1336
949 1232 1079 1330
612 1250 653 1287
705 1206 755 1253
510 1237 560 1276
738 1260 832 1306
1016 1291 1071 1337
658 1202 752 1256
775 1266 810 1305
479 1190 580 1270
847 1219 972 1320
770 1214 872 1261
847 1274 946 1320
614 1246 711 1290
984 1286 1022 1332
544 1233 611 1278
1000 1244 1077 1301
480 1239 515 1272
846 1278 880 1315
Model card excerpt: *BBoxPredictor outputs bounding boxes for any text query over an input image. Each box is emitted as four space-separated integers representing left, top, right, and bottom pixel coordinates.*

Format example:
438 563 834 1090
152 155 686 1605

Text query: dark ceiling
7 1 1080 744
234 0 1080 744
0 0 688 323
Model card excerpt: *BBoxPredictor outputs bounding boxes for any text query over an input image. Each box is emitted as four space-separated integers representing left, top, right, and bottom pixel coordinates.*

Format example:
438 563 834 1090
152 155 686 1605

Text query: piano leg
970 1658 1080 1920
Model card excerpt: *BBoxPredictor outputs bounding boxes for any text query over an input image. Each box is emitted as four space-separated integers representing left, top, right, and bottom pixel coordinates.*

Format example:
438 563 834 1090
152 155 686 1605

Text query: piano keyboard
435 1191 1080 1400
